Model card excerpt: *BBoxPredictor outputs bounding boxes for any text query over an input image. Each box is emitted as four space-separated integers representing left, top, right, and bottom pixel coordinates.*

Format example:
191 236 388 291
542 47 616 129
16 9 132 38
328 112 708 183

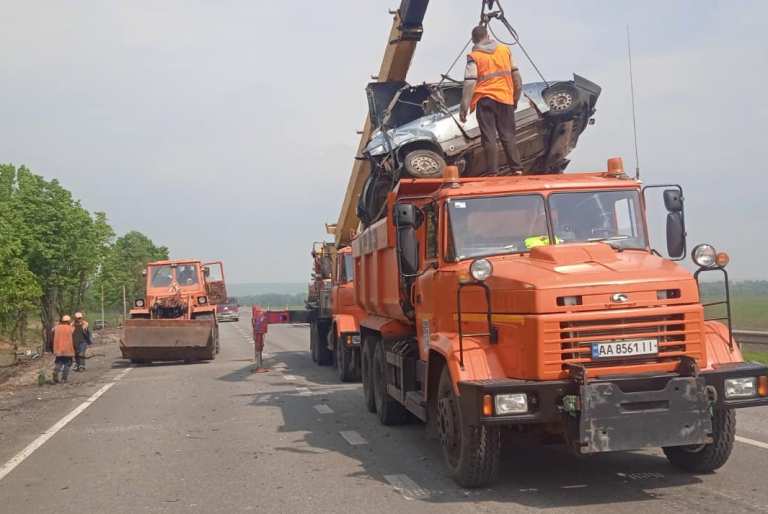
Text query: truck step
405 391 427 422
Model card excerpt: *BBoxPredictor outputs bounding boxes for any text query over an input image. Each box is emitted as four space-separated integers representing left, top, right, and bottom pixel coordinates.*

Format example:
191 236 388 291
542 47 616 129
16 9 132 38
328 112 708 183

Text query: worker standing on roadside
52 315 75 383
460 24 523 175
252 306 268 370
72 312 92 372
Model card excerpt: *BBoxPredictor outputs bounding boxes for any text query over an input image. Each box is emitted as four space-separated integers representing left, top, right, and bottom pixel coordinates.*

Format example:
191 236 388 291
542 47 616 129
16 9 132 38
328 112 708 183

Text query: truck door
203 261 227 305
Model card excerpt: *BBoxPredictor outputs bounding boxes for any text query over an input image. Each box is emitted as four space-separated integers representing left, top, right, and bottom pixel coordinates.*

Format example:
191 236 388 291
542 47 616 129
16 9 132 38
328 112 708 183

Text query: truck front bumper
458 361 768 454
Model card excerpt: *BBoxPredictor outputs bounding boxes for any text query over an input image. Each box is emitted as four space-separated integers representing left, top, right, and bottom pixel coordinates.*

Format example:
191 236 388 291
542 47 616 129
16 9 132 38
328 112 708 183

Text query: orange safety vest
469 44 515 111
53 324 75 357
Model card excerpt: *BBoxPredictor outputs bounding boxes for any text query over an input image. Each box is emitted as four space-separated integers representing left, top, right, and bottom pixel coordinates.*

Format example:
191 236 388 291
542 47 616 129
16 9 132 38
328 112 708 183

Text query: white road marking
296 387 311 396
384 474 429 500
561 484 589 489
283 374 297 381
339 430 368 446
0 367 132 482
736 435 768 450
313 404 334 414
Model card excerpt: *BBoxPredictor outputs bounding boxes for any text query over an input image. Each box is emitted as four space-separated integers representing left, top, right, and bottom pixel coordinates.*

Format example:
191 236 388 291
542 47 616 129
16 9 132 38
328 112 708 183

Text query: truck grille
554 313 692 369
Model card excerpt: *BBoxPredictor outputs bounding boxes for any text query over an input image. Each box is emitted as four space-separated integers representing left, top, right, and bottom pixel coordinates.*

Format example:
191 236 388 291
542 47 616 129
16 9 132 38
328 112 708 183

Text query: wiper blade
587 235 630 243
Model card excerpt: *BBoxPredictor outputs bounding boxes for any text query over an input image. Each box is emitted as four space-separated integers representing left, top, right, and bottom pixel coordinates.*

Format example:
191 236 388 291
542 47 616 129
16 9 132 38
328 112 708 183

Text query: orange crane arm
335 0 430 245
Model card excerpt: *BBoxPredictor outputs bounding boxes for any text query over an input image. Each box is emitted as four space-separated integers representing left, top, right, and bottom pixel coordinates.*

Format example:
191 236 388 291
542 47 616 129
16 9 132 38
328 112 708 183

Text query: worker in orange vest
460 24 523 175
52 315 75 383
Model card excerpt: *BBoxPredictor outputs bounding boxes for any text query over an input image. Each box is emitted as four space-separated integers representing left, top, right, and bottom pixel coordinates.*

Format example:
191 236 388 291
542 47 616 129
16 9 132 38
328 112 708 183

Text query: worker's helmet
61 315 72 323
74 312 83 319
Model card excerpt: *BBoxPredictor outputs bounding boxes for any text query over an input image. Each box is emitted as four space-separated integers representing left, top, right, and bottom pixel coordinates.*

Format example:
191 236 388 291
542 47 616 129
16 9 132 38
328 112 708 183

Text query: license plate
591 339 658 359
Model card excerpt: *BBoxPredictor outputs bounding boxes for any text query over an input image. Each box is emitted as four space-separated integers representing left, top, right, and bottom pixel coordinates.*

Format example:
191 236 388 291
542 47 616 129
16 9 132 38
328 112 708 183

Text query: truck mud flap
577 376 713 454
121 319 214 361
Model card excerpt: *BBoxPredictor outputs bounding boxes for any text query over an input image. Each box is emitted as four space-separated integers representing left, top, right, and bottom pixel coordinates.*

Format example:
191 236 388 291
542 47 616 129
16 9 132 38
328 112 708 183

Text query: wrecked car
357 75 601 224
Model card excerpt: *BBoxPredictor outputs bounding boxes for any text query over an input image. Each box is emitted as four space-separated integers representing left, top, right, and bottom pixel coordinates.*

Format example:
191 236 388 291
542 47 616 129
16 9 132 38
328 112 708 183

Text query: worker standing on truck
52 315 75 383
72 312 92 372
460 24 523 175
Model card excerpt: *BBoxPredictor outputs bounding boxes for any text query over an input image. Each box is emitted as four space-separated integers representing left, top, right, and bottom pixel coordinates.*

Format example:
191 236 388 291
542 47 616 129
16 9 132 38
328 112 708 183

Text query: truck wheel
336 335 357 383
316 322 333 366
361 336 376 413
372 341 409 425
437 367 500 488
663 409 736 473
310 322 319 363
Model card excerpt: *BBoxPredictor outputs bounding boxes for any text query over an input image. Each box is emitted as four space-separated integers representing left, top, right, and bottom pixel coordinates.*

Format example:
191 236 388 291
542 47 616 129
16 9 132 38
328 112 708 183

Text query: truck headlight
470 258 493 282
197 296 208 305
134 299 145 308
494 393 528 414
692 244 716 268
725 377 757 399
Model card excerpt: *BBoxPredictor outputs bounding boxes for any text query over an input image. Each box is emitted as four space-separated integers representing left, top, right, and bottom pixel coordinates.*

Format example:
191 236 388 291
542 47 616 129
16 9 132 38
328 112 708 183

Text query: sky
1 1 766 283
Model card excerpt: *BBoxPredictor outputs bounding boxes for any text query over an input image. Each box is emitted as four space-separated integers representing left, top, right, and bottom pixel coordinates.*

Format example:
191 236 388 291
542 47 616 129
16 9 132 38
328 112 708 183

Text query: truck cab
352 159 768 487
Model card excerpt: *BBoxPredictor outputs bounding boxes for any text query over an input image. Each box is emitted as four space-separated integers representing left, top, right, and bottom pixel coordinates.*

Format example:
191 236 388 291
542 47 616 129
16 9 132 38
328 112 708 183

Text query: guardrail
734 330 768 350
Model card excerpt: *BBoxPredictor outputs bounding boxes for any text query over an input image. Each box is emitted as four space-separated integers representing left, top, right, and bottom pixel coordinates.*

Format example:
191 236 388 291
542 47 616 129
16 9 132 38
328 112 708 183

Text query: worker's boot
61 367 70 383
52 369 60 384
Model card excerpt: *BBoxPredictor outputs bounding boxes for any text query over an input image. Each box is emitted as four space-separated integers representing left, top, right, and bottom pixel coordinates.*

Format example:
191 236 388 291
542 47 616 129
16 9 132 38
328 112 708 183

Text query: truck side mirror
663 189 683 212
203 267 210 277
394 204 420 275
395 203 421 228
666 212 685 259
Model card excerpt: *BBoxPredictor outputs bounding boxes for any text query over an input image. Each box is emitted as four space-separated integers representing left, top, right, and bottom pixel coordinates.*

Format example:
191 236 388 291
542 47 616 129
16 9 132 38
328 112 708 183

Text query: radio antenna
627 25 641 179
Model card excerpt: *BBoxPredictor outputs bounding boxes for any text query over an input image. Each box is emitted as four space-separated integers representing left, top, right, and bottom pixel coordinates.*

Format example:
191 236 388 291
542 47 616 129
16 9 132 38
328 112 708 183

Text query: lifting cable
480 0 549 86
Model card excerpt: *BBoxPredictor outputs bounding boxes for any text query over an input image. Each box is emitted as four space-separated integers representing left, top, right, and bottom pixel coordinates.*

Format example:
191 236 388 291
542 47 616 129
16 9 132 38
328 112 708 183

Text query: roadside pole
100 284 105 327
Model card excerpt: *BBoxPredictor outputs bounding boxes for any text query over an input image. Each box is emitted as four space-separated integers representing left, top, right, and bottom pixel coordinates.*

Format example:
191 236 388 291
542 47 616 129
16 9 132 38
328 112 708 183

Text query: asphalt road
1 310 768 513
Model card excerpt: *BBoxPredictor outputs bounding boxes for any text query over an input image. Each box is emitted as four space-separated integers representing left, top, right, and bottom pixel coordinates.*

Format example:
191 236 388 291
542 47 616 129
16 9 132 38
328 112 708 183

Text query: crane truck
352 160 768 487
306 243 364 382
121 259 227 364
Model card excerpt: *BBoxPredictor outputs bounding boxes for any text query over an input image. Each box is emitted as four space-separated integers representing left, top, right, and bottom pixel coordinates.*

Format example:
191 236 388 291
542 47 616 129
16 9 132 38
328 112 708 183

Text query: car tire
358 168 393 227
437 367 501 488
542 83 581 118
372 340 410 425
403 148 447 178
663 409 736 473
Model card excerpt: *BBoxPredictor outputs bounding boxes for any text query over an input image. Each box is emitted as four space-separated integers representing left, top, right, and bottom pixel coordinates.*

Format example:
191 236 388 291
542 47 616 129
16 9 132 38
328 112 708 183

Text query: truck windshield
342 254 355 283
150 266 173 287
176 264 200 286
447 190 648 260
549 190 647 250
448 195 548 260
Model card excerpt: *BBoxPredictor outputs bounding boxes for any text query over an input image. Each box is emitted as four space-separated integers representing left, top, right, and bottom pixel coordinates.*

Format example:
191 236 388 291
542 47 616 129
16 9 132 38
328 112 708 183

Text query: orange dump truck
352 160 768 487
307 243 364 382
121 260 227 364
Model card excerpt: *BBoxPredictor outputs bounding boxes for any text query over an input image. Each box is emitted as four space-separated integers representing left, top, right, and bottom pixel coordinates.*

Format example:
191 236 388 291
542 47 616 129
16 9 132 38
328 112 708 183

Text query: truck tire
663 409 736 473
335 333 358 383
310 322 319 363
310 321 319 363
437 367 500 488
316 322 333 366
372 341 409 425
361 335 377 413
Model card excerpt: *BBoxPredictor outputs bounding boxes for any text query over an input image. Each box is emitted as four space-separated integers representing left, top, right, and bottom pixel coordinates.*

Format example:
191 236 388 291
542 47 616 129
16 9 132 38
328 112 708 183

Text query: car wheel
403 149 446 178
542 83 580 117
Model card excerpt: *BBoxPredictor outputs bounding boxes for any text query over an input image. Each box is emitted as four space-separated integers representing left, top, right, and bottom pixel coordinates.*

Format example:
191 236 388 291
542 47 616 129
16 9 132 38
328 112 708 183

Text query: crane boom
335 0 430 245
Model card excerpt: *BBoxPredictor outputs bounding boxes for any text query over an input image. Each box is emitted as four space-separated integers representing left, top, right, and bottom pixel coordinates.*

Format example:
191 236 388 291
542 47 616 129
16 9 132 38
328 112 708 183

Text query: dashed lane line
384 474 429 500
339 430 368 446
0 367 133 482
313 404 334 414
283 374 297 381
296 387 312 396
736 435 768 450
